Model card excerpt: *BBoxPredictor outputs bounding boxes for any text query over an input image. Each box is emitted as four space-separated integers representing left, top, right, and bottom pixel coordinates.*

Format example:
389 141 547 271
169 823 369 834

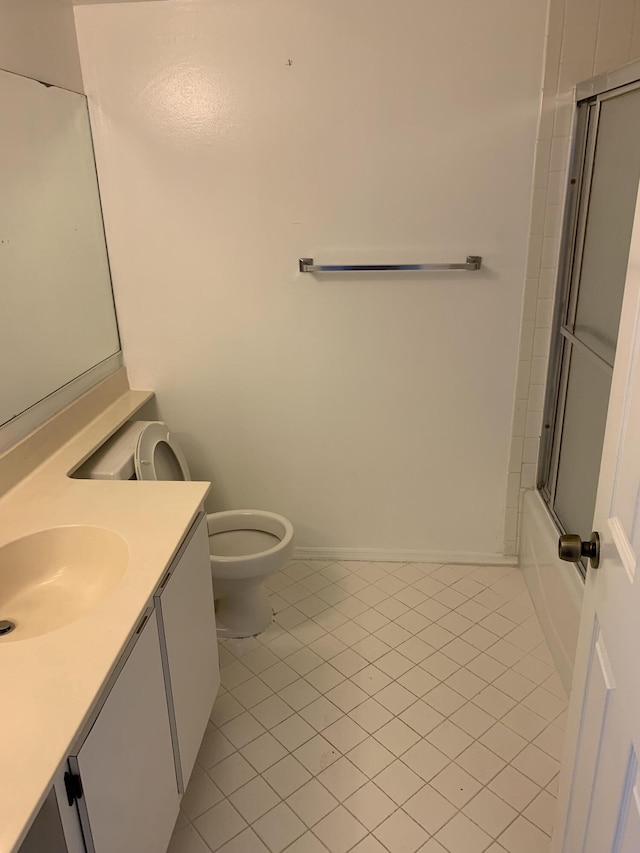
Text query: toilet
81 420 294 638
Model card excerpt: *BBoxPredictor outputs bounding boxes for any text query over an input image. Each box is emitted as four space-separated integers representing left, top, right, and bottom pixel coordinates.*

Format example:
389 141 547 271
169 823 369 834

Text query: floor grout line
170 559 565 853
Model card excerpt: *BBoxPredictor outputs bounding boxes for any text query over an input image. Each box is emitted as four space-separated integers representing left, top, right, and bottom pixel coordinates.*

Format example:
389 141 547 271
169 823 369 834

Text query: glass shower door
541 83 640 574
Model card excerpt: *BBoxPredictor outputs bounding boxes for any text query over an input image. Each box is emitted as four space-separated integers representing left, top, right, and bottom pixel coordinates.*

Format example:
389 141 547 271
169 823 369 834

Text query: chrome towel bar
298 255 482 273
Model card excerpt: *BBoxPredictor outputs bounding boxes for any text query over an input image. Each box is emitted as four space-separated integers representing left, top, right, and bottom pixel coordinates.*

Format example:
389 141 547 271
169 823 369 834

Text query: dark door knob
558 532 600 569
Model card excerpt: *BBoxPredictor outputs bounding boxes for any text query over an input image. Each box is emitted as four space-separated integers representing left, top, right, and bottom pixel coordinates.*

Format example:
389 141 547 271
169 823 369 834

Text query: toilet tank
75 420 149 480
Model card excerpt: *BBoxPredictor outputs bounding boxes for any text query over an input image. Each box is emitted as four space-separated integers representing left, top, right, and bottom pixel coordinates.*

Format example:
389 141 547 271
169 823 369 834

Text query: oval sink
0 526 128 642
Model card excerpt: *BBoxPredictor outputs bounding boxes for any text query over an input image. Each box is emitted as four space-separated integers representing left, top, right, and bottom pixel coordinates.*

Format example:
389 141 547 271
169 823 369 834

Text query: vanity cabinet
18 790 70 853
70 609 179 853
155 512 220 791
40 511 218 853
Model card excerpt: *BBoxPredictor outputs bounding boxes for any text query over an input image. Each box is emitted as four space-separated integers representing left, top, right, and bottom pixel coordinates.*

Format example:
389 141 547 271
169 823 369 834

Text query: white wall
0 0 83 91
75 0 547 560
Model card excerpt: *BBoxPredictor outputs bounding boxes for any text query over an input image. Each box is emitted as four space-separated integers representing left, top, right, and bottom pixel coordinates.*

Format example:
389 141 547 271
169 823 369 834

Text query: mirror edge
0 353 123 454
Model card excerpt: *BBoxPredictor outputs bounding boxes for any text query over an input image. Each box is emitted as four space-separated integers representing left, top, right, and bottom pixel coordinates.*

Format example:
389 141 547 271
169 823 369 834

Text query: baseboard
292 546 518 567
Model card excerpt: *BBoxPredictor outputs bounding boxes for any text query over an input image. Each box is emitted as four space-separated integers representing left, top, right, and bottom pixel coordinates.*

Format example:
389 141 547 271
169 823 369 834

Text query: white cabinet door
156 513 219 792
53 760 86 853
71 610 179 853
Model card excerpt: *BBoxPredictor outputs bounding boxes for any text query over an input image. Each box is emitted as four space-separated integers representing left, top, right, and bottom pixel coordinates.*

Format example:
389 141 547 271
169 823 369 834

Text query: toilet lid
134 422 191 482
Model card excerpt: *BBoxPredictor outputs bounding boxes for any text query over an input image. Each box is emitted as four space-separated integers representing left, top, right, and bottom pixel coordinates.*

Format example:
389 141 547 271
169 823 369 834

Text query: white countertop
0 373 210 853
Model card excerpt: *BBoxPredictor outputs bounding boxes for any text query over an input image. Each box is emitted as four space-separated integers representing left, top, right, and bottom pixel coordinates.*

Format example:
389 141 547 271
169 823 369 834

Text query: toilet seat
134 422 191 482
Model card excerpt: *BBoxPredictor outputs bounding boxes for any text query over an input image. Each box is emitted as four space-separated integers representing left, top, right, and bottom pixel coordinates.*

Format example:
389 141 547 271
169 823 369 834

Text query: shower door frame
538 61 640 578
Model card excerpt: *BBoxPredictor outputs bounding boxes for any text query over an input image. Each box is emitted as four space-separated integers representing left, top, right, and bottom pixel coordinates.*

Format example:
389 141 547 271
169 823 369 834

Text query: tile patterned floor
168 560 567 853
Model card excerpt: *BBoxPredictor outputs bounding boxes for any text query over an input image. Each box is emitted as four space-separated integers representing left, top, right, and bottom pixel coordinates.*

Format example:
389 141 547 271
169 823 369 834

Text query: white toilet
81 420 294 638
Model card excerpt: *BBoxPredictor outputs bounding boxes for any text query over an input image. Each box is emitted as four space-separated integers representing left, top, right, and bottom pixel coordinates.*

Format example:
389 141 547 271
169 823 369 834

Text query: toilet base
213 576 273 638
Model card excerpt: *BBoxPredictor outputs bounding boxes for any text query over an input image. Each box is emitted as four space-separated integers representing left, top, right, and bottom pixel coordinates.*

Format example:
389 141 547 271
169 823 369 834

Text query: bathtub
519 489 584 695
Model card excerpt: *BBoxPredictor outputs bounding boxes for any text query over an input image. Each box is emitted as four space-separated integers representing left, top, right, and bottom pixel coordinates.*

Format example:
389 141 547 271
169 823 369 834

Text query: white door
552 186 640 849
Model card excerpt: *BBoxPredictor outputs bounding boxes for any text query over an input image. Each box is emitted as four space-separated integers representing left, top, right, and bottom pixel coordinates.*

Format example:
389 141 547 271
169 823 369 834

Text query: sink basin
0 526 128 642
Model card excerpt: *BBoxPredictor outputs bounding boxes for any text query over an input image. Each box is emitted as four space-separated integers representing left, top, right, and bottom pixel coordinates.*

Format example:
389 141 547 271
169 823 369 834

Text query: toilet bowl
208 510 294 638
81 420 294 638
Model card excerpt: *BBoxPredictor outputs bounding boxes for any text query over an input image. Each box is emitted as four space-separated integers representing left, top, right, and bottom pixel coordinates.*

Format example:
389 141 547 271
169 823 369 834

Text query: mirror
0 69 120 428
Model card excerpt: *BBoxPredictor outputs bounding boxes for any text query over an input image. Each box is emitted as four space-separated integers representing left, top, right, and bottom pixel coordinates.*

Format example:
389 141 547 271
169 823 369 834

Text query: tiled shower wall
505 0 640 555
